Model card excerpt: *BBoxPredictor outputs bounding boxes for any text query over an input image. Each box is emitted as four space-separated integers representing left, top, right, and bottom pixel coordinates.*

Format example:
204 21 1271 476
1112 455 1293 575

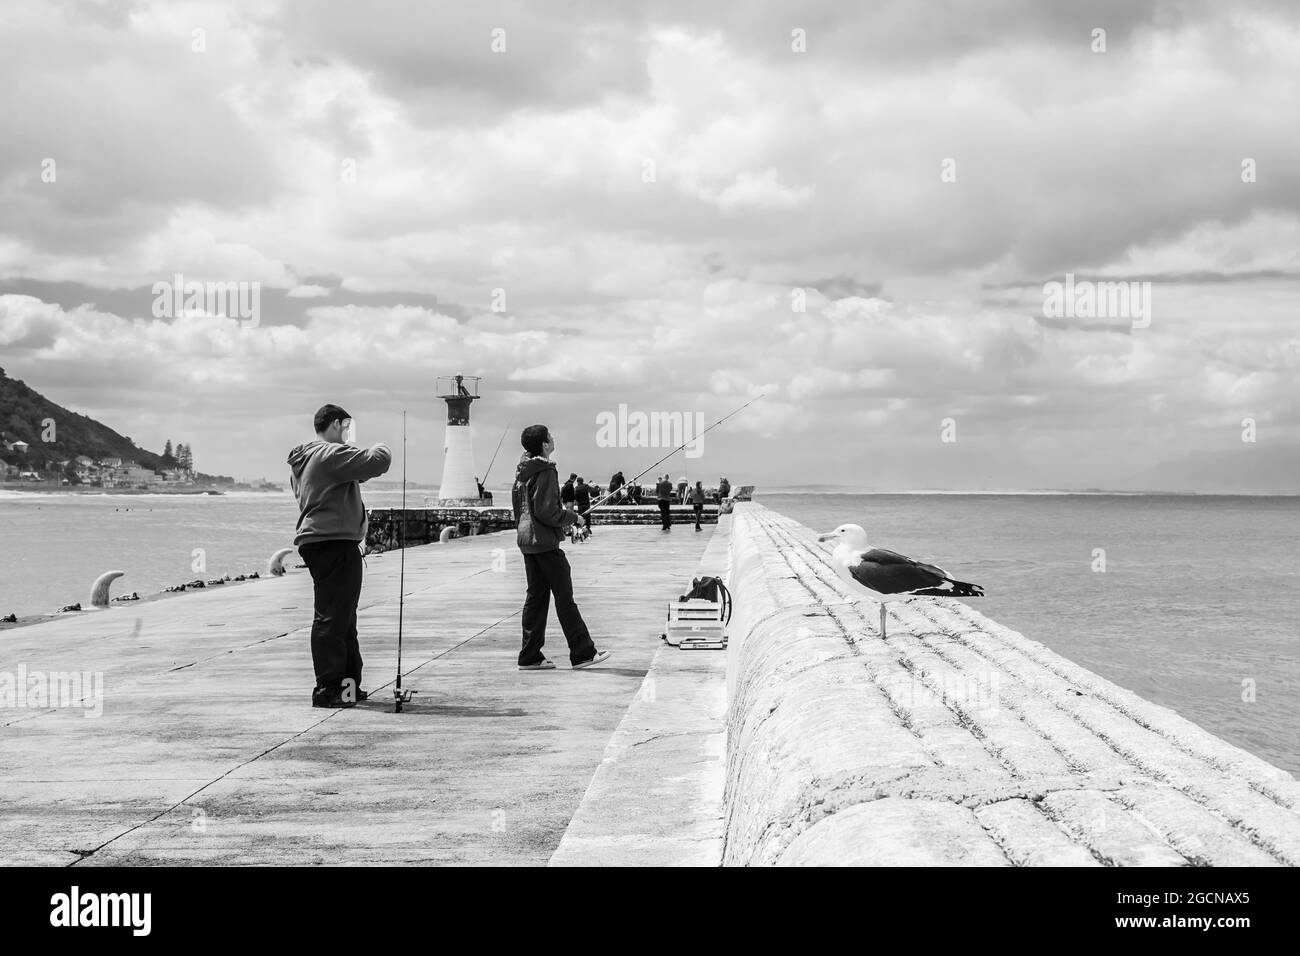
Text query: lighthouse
436 374 487 505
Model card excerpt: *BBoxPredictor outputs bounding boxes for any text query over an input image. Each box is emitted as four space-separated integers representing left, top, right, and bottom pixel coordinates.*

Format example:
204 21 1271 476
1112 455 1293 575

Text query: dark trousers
520 548 596 666
299 540 364 691
658 499 671 530
693 503 703 530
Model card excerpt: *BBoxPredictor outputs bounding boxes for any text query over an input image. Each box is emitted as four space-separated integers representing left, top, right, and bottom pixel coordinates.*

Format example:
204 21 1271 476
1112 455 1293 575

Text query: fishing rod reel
393 685 416 713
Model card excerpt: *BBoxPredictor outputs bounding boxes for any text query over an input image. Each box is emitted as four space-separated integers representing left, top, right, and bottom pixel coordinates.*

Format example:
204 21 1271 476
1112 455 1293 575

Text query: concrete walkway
549 515 732 866
0 526 710 865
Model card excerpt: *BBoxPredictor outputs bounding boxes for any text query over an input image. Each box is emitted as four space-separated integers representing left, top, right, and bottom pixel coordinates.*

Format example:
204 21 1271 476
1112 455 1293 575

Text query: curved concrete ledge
723 503 1300 867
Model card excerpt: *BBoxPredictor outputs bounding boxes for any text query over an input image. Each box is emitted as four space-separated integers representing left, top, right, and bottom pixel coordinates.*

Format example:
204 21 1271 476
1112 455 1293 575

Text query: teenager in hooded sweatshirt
287 404 392 707
512 424 610 671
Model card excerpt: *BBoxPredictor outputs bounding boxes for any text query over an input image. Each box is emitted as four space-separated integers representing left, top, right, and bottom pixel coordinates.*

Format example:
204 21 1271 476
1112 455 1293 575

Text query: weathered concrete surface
724 503 1300 867
0 527 709 865
549 516 731 866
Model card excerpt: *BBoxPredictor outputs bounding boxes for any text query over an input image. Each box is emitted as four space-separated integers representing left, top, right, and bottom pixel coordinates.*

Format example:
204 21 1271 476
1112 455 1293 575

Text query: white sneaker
518 658 556 671
572 649 611 669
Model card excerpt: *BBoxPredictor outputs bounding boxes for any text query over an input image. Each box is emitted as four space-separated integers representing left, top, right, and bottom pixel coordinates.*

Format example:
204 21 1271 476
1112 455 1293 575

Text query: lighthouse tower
436 374 486 505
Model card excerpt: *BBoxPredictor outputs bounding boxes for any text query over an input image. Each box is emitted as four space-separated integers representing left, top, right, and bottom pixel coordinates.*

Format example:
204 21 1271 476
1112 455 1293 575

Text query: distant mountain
0 367 168 472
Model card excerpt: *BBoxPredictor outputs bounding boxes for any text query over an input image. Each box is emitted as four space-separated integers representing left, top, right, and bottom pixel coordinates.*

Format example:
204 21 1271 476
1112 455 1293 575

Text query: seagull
816 523 984 636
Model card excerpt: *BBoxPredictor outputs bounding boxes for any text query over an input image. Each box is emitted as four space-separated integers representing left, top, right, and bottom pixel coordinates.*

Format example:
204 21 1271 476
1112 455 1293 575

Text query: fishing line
581 393 764 517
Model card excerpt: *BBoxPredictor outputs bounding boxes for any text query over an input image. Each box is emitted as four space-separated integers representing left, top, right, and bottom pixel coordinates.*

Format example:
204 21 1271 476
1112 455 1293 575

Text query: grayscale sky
1 0 1297 491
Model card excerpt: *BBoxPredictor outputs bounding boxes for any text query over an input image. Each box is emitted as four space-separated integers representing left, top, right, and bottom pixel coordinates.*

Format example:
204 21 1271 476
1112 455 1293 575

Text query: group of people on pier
288 405 739 708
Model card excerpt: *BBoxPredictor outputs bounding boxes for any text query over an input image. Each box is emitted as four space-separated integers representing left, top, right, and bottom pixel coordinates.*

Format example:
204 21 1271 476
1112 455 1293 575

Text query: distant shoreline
0 485 282 497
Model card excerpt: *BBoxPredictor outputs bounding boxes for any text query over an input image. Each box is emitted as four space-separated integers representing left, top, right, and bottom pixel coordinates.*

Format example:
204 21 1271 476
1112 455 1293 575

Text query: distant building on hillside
103 462 160 489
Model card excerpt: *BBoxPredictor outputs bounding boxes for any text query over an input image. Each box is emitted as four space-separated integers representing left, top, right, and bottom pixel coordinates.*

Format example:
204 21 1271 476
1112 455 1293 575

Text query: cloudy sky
1 0 1297 491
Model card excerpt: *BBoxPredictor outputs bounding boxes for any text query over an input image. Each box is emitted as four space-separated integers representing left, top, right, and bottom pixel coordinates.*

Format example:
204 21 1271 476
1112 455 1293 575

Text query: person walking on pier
718 476 731 502
288 404 392 708
561 473 576 513
575 476 593 536
656 474 673 531
690 480 706 531
512 425 610 671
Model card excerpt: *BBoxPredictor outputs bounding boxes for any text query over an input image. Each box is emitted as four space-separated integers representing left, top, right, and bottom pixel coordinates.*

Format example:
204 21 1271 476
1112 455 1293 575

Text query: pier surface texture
4 502 1297 866
720 504 1300 866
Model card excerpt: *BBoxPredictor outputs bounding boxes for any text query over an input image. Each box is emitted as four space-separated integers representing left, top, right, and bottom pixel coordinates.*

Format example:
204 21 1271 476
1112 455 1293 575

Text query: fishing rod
479 417 514 488
393 410 414 713
580 393 765 518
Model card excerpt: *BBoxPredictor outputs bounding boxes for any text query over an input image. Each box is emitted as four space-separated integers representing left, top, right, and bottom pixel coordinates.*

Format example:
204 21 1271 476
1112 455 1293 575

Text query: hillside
0 367 169 472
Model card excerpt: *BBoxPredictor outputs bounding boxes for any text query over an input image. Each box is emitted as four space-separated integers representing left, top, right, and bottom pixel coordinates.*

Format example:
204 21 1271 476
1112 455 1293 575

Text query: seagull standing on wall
816 524 984 637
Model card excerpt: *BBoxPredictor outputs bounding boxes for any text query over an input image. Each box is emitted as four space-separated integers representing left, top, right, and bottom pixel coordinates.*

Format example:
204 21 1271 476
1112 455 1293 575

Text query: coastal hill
0 367 235 484
0 367 167 471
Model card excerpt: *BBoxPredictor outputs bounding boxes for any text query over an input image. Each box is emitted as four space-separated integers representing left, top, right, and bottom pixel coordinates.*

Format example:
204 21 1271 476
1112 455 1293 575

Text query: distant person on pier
718 476 731 502
575 476 593 536
608 471 624 502
287 404 392 709
561 473 576 513
676 476 688 504
690 480 706 531
512 425 609 671
656 474 673 531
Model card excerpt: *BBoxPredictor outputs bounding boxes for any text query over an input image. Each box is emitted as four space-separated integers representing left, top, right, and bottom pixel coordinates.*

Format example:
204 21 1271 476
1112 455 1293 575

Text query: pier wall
365 504 719 549
721 503 1300 866
365 507 515 549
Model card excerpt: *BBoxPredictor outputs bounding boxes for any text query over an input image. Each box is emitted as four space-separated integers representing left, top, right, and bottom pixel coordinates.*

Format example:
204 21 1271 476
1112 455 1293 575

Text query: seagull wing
851 548 984 597
851 549 949 594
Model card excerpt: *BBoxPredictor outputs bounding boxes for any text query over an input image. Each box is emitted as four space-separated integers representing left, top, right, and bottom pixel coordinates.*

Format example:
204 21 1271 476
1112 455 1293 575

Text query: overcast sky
1 0 1297 491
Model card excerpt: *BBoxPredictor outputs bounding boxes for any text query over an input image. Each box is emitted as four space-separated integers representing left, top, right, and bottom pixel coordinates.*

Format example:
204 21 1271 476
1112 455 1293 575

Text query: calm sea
2 489 1297 773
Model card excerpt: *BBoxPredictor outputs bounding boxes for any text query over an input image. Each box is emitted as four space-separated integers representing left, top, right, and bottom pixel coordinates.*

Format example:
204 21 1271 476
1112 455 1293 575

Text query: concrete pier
5 501 1297 866
718 504 1300 866
0 526 710 865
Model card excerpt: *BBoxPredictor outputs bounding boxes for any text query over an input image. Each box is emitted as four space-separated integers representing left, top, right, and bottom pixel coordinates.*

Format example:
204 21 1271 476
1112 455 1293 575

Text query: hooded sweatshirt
287 440 392 546
513 454 577 553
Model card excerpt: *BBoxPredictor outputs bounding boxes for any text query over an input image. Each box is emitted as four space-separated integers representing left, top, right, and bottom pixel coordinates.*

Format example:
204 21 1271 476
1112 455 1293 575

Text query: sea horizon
3 485 1297 500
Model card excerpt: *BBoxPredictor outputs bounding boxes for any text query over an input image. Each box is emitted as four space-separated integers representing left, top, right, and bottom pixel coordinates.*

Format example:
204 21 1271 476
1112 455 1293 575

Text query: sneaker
311 687 356 708
572 649 611 670
518 658 557 670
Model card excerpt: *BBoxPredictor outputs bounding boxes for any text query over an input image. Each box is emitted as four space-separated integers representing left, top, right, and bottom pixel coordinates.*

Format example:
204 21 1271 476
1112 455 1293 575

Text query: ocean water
0 488 411 614
1 489 1297 773
762 492 1300 776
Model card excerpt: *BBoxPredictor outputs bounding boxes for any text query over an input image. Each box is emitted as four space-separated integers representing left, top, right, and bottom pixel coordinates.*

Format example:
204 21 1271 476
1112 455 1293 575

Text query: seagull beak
816 531 834 543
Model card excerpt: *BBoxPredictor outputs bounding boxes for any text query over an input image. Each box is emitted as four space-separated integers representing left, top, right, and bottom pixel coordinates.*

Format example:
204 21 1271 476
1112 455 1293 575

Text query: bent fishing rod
580 393 765 517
